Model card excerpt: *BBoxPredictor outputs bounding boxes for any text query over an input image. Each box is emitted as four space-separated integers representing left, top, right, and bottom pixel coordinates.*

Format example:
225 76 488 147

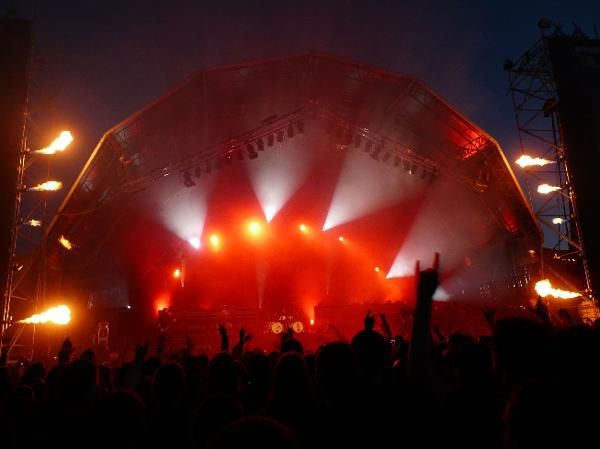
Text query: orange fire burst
515 155 553 168
537 184 561 194
59 235 73 250
18 305 71 325
29 180 63 191
34 131 73 155
534 279 581 299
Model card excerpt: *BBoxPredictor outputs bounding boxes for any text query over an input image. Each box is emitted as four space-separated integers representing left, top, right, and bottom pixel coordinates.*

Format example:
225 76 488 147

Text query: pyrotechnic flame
25 219 42 227
59 235 73 250
515 155 553 168
552 217 564 225
18 305 71 325
35 131 73 154
537 184 561 194
535 279 581 299
29 180 62 191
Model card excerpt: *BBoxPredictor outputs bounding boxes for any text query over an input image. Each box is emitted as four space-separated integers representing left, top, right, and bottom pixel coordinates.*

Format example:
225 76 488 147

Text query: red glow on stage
155 293 171 314
374 266 381 273
298 223 308 233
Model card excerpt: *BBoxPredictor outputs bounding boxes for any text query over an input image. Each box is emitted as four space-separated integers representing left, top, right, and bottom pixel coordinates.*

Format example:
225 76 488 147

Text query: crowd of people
1 255 599 448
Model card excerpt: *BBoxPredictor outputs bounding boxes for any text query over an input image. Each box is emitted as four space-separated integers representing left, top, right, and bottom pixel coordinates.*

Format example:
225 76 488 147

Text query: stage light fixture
209 233 221 249
371 144 383 161
552 217 564 225
287 124 294 138
309 319 315 326
354 134 362 148
173 268 181 279
237 147 245 160
277 130 284 143
268 134 275 146
374 266 381 273
257 138 265 151
338 236 345 242
183 171 196 187
247 220 263 236
194 166 202 178
247 143 258 159
297 120 304 134
299 223 308 233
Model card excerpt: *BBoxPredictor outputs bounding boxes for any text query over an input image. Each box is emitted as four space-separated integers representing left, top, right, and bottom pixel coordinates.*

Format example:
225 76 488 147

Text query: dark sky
4 0 600 196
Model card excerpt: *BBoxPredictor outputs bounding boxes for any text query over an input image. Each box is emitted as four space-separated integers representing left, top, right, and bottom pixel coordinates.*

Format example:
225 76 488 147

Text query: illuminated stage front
45 53 541 351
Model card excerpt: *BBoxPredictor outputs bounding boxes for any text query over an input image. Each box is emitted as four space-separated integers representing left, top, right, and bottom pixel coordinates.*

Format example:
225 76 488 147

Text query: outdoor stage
39 53 541 352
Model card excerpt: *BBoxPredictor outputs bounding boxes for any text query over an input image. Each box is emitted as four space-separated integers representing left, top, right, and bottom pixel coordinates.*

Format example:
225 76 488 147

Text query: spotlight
309 318 315 326
374 266 381 273
188 236 201 249
299 223 308 233
277 130 284 143
183 171 196 187
209 234 221 249
338 236 345 242
247 220 263 236
287 124 294 138
194 166 202 178
257 138 265 151
364 140 373 153
552 217 564 225
247 143 258 159
297 120 304 134
268 134 274 146
173 268 181 279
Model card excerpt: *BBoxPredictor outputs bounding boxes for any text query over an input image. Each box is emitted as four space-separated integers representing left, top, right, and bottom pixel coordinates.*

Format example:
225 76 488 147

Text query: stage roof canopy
46 53 541 277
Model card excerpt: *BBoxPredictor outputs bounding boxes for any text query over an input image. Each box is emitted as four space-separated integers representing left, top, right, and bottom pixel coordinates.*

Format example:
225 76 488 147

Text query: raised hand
415 253 440 302
364 310 375 331
380 313 392 340
218 324 229 352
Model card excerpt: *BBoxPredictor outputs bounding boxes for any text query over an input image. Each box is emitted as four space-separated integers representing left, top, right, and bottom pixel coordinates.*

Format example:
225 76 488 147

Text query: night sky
3 0 600 201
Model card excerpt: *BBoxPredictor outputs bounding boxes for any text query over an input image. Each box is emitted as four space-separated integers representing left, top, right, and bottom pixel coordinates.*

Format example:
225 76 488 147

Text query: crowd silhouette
1 254 599 448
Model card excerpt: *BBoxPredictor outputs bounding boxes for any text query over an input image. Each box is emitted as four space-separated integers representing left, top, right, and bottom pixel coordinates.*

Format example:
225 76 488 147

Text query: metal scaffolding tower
504 20 593 299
